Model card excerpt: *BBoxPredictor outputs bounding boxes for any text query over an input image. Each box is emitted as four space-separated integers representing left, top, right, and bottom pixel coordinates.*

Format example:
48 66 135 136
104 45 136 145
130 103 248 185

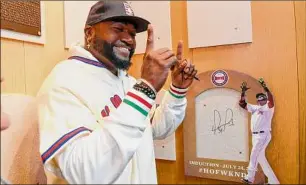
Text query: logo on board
211 70 229 87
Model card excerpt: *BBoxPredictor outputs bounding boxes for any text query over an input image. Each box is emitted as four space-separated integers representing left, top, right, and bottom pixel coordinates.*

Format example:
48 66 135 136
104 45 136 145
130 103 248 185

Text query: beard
92 36 135 70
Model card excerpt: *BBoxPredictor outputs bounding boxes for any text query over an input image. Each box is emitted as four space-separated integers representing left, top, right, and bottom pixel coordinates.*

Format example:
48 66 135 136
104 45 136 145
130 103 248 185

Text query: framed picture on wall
0 1 45 44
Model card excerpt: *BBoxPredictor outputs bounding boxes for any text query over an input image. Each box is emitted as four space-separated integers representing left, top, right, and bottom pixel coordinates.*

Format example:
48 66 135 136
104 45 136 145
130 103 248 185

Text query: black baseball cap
86 1 150 33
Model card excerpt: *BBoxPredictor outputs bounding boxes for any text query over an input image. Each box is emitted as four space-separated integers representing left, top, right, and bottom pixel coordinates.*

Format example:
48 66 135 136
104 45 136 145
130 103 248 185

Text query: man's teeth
117 47 129 52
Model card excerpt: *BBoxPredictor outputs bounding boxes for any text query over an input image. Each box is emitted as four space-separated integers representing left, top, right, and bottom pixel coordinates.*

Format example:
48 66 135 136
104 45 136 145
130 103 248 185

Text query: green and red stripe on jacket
168 84 188 99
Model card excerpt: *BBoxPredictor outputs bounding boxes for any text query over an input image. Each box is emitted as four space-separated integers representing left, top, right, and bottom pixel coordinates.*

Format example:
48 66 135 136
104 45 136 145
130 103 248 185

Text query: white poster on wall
63 1 97 48
187 1 252 48
63 1 172 54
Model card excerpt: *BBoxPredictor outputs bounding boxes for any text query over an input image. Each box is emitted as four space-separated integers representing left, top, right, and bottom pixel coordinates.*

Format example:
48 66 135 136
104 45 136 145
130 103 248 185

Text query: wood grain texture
0 38 26 93
294 1 306 184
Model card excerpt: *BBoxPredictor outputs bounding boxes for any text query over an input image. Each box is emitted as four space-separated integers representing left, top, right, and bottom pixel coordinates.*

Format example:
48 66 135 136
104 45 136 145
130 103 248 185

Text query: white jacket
37 45 188 184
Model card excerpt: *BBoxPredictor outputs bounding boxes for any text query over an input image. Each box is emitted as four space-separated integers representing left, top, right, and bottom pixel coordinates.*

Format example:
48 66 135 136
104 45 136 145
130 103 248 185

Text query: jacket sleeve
151 84 187 140
38 84 155 184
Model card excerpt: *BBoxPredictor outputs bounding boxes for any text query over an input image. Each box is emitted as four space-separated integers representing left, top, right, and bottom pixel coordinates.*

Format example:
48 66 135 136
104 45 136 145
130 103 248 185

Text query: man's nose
120 32 134 46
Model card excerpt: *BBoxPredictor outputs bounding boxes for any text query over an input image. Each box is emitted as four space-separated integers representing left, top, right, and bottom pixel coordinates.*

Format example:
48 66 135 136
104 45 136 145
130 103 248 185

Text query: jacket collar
68 43 128 77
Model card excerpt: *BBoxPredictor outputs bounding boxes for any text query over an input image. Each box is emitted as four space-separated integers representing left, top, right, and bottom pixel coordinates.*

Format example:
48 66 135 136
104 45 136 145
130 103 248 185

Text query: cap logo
123 2 134 16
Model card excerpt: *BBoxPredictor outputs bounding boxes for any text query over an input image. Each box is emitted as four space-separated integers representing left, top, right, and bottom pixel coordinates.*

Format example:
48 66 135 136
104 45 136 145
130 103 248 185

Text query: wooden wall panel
1 2 69 96
294 1 306 184
191 2 299 183
149 1 300 184
24 1 68 96
0 38 26 94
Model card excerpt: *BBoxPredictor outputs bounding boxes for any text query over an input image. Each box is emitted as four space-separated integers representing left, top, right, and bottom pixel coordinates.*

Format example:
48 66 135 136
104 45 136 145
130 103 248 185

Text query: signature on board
211 108 234 134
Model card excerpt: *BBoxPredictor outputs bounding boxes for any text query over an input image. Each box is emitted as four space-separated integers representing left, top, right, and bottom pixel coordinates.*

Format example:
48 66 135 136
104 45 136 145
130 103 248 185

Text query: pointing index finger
145 24 154 54
176 40 183 61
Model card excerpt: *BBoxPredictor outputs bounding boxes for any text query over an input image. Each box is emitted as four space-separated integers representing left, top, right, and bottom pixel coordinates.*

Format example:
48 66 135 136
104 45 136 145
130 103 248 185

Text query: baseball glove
258 77 267 88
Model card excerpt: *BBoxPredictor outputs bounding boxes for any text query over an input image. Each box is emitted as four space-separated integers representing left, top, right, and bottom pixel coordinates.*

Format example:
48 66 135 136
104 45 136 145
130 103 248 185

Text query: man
37 1 197 184
239 79 280 184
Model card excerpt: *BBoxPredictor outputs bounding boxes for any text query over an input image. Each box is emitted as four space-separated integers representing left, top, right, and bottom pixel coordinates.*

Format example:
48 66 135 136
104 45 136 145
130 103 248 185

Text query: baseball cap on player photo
86 1 150 33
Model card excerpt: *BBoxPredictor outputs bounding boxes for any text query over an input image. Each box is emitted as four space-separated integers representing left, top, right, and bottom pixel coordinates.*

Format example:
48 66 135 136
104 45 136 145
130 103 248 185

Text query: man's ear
84 25 95 44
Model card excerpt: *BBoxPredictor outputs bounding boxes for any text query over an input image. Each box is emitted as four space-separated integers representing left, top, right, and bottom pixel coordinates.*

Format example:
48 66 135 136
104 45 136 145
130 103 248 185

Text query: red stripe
41 127 89 161
170 86 187 95
127 92 152 109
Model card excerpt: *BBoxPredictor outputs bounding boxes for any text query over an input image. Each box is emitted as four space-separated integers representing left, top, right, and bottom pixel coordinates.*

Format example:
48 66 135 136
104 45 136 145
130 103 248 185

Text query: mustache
92 37 134 70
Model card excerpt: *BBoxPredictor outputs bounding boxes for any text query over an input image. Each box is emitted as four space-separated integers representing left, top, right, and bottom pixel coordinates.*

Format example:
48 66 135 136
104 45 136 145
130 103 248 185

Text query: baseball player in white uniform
37 1 198 184
239 79 280 184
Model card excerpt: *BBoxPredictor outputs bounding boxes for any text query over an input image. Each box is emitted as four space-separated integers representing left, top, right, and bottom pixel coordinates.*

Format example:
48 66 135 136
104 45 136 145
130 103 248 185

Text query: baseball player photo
37 1 197 184
239 79 280 184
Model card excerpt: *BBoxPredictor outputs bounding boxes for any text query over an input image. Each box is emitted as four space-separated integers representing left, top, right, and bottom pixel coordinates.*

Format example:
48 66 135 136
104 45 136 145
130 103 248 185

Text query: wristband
133 80 156 100
169 83 188 99
139 78 157 95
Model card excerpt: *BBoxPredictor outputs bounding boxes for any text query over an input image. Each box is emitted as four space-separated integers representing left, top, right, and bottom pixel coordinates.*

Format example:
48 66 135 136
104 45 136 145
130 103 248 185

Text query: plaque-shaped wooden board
0 0 41 36
184 69 264 183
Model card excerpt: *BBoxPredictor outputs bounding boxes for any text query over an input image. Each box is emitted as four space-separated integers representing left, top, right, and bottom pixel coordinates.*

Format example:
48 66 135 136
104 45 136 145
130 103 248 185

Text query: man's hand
171 41 197 89
141 25 177 92
241 81 250 93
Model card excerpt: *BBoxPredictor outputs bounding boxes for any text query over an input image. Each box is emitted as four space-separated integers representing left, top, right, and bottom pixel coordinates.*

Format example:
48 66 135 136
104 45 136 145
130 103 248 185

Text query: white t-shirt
247 103 274 132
